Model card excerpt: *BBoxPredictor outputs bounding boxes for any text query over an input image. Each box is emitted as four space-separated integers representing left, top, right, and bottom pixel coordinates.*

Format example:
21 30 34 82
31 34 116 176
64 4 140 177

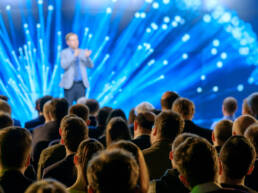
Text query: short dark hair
61 115 88 152
154 110 184 141
247 92 258 119
97 107 112 127
233 115 256 135
172 133 199 151
220 136 256 179
0 95 8 101
25 179 67 193
106 109 127 124
85 99 100 115
0 112 13 129
0 99 11 115
223 97 238 115
245 123 258 155
69 104 89 121
172 98 195 120
174 137 218 188
65 32 77 41
214 120 233 144
161 91 179 110
39 96 53 113
87 149 139 193
50 98 69 123
0 127 32 169
136 112 155 131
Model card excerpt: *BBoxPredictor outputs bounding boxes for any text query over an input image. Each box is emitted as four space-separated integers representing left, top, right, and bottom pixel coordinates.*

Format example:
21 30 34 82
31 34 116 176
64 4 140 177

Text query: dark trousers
64 81 86 106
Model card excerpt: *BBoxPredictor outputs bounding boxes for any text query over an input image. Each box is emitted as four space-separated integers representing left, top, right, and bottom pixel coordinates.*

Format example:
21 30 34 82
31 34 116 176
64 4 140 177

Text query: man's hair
0 99 11 115
69 104 89 121
65 32 77 41
106 109 127 124
136 112 155 131
87 149 139 193
172 133 199 151
39 96 53 113
60 115 88 152
50 98 69 123
173 137 218 188
106 117 131 146
172 98 195 120
154 110 184 141
84 99 99 115
246 92 258 119
25 179 67 193
220 136 256 179
244 123 258 155
0 95 8 101
214 120 233 144
97 107 112 127
0 127 32 169
223 97 238 115
161 91 179 110
233 115 256 135
135 102 154 115
0 112 13 129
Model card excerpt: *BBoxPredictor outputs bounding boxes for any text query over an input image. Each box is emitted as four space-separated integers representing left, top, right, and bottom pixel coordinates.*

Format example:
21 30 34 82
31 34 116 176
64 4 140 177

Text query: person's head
69 104 90 123
244 123 258 156
39 96 53 114
0 99 11 115
128 108 136 125
0 127 32 171
60 115 88 153
0 112 13 129
66 32 79 50
135 102 154 115
246 92 258 119
97 107 112 127
108 141 149 193
172 98 195 120
0 95 8 101
106 109 127 124
222 97 238 116
87 149 139 193
50 98 69 124
242 99 252 116
85 99 100 116
151 110 184 144
219 136 256 182
74 139 104 190
134 112 155 136
173 137 218 189
43 100 54 123
161 91 179 111
25 179 68 193
232 115 256 136
106 117 131 146
212 120 233 147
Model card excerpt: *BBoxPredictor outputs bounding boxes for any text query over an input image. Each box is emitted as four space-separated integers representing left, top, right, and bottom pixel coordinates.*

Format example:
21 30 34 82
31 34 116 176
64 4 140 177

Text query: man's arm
79 49 94 68
60 50 77 70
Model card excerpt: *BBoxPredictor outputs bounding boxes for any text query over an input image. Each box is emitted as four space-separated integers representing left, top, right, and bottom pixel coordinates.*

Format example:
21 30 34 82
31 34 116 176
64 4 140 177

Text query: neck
69 171 87 192
0 166 25 176
219 173 245 186
134 128 150 139
65 148 75 156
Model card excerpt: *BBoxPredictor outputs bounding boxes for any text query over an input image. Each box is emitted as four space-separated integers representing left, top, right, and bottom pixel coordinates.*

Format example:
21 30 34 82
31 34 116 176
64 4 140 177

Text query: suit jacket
221 183 257 193
143 140 172 180
59 48 94 89
43 154 76 187
0 170 33 193
132 135 151 150
25 115 45 131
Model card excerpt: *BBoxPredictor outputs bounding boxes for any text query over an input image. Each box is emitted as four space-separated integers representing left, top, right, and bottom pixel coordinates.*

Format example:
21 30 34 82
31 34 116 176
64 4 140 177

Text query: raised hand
85 49 92 58
74 49 80 57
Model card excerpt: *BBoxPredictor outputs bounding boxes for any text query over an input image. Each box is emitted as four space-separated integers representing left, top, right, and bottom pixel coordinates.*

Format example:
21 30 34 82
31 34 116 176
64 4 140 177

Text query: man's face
67 34 79 49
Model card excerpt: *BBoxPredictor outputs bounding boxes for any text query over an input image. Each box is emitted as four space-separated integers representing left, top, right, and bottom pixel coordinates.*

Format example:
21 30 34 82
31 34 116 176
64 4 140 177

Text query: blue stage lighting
182 33 190 42
237 84 244 92
182 53 188 59
211 48 218 55
213 39 220 47
163 0 170 4
153 2 159 9
6 5 11 11
203 14 212 23
213 86 219 92
221 52 227 60
197 87 203 93
216 61 223 68
164 16 170 23
201 75 206 81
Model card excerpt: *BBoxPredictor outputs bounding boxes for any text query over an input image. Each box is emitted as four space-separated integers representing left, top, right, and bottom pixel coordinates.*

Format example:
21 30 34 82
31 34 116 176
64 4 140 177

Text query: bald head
233 115 256 136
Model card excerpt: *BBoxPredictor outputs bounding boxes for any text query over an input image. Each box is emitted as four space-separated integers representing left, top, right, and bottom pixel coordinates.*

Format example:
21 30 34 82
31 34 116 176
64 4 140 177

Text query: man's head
0 112 13 129
244 123 258 156
50 98 69 123
212 120 233 147
161 91 179 111
43 100 53 122
134 112 155 136
66 33 79 49
39 96 53 114
232 115 256 136
219 136 256 181
222 97 238 116
87 149 139 193
151 110 184 144
172 98 195 120
173 137 218 189
135 102 154 115
246 92 258 119
97 107 112 127
85 99 100 116
0 127 32 171
0 95 8 101
0 99 11 115
69 104 89 123
60 115 88 153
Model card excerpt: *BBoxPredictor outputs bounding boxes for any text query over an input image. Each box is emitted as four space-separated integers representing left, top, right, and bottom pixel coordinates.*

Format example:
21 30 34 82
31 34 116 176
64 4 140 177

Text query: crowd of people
0 91 257 193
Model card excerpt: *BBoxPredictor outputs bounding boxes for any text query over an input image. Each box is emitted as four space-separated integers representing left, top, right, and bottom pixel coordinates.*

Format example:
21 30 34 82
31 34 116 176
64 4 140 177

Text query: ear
179 174 189 188
88 186 94 193
247 165 254 175
74 155 79 165
60 138 64 145
87 119 91 126
152 127 158 136
25 154 31 168
169 151 173 160
134 120 138 131
59 128 62 136
212 132 216 143
218 159 223 176
232 131 237 136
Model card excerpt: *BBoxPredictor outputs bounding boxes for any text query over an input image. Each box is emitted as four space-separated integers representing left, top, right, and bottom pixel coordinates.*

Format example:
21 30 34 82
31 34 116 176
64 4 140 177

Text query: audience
160 91 179 111
0 98 21 126
135 102 155 115
232 115 256 136
243 93 258 119
25 179 68 193
0 112 13 129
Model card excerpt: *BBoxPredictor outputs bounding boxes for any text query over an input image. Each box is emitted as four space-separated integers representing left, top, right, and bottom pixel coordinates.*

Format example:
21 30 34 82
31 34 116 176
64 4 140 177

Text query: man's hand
85 49 92 58
74 49 80 57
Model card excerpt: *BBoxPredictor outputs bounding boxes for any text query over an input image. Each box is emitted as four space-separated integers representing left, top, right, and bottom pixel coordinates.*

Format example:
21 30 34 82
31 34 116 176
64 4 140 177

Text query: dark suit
43 154 76 187
25 115 45 131
0 170 33 193
132 135 151 150
221 183 257 193
245 159 258 191
143 140 172 180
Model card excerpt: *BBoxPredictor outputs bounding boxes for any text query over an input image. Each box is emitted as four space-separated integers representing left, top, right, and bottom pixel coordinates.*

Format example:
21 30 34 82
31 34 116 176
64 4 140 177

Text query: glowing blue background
0 0 257 128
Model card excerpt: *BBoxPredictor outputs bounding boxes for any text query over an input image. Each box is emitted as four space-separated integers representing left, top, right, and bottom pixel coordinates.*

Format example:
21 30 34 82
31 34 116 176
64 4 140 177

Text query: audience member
25 179 68 193
132 111 155 150
0 112 13 129
161 91 179 111
128 108 136 125
87 149 139 193
69 104 90 125
0 99 21 126
0 127 33 193
95 107 112 138
42 100 54 123
135 102 154 115
85 99 100 127
143 110 184 179
243 93 258 119
232 115 256 136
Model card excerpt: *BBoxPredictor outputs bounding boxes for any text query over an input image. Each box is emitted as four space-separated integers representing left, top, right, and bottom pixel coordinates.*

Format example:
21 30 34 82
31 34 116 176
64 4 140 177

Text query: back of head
244 123 258 155
69 104 89 121
172 98 195 120
174 137 218 189
39 96 53 113
60 115 88 152
220 136 256 180
87 149 139 193
0 112 13 130
136 112 155 131
51 98 69 123
106 117 131 146
0 127 32 170
214 120 233 145
172 133 199 151
135 102 154 115
85 99 100 115
233 115 256 135
0 99 11 115
25 179 68 193
223 97 238 115
161 91 179 110
0 95 8 101
154 110 184 141
106 109 127 124
97 107 112 127
246 92 258 119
